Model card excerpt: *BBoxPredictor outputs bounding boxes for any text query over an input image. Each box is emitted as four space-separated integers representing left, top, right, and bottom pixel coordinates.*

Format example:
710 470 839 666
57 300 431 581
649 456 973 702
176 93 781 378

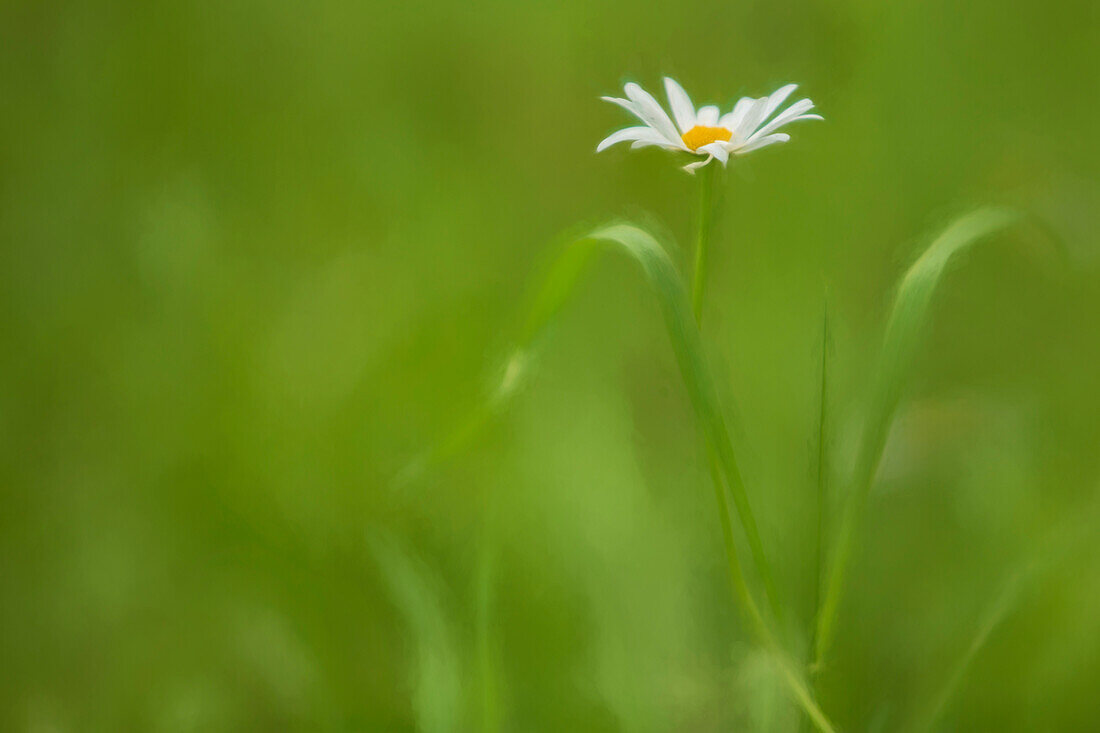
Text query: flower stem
688 166 762 629
691 163 716 323
687 168 833 730
689 164 782 622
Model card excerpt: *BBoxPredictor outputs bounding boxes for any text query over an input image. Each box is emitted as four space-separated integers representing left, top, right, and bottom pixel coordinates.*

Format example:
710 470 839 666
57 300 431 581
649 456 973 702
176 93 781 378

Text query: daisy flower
597 77 822 172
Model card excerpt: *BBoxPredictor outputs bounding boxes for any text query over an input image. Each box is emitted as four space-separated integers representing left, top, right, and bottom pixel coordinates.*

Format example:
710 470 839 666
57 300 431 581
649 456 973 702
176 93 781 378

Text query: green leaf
814 207 1025 667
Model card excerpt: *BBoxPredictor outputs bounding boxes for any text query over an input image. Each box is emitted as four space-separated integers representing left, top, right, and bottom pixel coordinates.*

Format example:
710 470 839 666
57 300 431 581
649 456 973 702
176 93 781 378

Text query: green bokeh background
2 1 1099 730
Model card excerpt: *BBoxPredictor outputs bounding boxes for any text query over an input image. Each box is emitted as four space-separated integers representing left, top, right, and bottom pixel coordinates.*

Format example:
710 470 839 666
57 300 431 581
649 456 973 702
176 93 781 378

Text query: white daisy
597 77 823 172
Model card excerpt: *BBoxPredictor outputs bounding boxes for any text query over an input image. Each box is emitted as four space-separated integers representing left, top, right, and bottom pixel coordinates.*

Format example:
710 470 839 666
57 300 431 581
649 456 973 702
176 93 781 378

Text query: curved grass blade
906 566 1030 733
368 531 464 733
813 208 1024 668
400 221 781 619
572 224 827 730
576 223 781 620
907 488 1100 731
391 233 597 491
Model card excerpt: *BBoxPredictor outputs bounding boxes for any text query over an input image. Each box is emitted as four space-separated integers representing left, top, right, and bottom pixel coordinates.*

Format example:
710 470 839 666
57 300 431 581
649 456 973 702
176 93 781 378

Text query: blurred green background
2 0 1099 730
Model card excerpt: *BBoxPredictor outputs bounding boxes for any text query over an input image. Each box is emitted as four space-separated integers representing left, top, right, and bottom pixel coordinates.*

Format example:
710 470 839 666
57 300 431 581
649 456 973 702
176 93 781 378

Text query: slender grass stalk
908 568 1027 733
813 208 1023 669
906 490 1097 731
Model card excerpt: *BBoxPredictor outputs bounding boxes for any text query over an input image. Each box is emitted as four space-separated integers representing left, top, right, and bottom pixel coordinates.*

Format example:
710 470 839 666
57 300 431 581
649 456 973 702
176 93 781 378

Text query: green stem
688 163 784 621
691 163 716 323
689 165 782 622
689 166 757 627
688 167 833 731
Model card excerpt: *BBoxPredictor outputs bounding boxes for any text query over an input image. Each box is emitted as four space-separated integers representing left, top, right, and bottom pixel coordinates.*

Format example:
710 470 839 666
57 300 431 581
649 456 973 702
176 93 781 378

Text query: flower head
597 77 822 172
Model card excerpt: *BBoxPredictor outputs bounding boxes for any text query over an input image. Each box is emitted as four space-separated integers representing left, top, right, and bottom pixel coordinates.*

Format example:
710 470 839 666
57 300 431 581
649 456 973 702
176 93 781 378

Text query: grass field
2 0 1100 730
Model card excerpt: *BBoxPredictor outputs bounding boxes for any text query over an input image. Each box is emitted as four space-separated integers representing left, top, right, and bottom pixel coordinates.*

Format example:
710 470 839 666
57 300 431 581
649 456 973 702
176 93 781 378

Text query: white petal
771 98 816 125
630 134 682 150
746 99 819 141
761 84 798 121
623 82 686 148
697 142 730 165
682 156 714 174
596 126 661 152
720 97 756 132
663 77 696 133
601 93 691 150
734 133 790 155
735 97 771 139
746 114 820 144
601 96 648 124
696 105 720 126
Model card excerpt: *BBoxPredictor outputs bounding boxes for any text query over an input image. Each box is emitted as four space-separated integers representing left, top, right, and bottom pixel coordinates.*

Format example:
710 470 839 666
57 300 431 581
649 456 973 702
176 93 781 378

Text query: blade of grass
813 208 1024 668
908 567 1029 733
392 229 601 491
908 488 1100 732
545 223 780 621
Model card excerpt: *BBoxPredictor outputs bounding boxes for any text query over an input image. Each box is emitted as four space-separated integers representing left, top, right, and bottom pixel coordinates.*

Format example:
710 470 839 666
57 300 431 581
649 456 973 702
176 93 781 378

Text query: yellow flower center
681 125 732 151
